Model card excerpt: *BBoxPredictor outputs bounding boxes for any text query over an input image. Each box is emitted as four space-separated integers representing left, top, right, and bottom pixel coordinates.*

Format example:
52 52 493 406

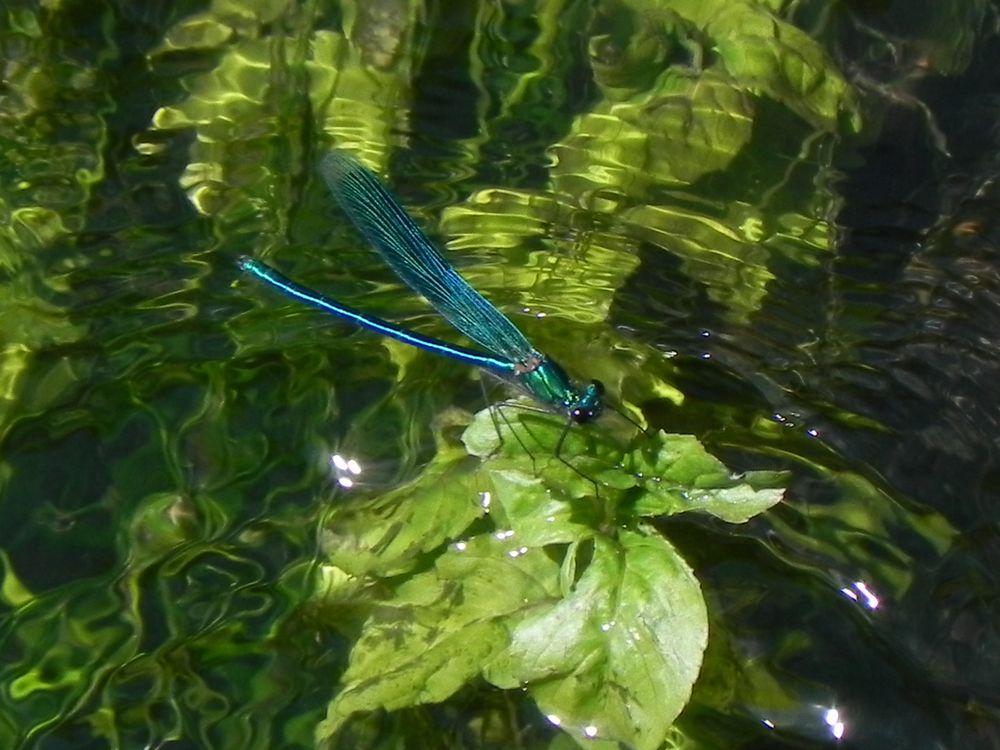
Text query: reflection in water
1 2 999 750
329 453 363 489
840 580 880 610
825 707 846 741
758 703 849 743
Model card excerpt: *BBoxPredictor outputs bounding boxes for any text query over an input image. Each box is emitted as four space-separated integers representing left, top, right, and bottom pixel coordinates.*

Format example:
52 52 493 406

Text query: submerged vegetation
313 408 786 748
0 0 994 748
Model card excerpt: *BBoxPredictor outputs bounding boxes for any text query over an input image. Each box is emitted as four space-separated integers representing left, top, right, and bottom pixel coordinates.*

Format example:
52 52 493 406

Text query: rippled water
2 2 999 749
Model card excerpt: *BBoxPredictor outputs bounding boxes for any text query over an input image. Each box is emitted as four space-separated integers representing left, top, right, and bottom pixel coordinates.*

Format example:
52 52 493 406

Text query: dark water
1 1 999 749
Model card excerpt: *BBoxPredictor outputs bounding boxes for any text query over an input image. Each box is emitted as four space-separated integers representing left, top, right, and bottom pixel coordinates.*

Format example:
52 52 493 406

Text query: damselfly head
570 380 605 423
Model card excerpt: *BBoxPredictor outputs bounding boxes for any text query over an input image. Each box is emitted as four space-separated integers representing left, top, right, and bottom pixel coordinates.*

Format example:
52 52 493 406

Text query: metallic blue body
240 151 603 424
238 257 513 376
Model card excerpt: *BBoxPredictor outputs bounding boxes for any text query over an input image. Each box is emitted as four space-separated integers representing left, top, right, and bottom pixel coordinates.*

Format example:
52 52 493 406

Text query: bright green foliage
2 0 987 747
552 0 861 202
318 436 489 578
140 0 868 326
616 0 861 131
315 407 786 749
441 189 642 326
551 68 756 197
627 433 787 522
315 533 562 743
145 0 422 231
485 531 706 750
0 4 99 409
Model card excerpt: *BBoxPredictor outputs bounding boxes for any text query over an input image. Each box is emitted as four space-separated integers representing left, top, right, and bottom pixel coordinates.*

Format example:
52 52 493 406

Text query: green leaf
320 440 488 578
439 187 642 326
629 432 786 522
487 468 603 547
145 1 423 227
317 617 505 744
485 530 707 750
316 533 562 746
462 403 639 499
551 67 755 198
620 201 777 321
618 0 861 132
315 402 786 748
711 15 861 133
464 408 786 525
587 8 706 102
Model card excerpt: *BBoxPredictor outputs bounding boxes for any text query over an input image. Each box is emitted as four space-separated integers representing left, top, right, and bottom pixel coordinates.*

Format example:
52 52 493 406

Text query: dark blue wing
319 151 536 364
